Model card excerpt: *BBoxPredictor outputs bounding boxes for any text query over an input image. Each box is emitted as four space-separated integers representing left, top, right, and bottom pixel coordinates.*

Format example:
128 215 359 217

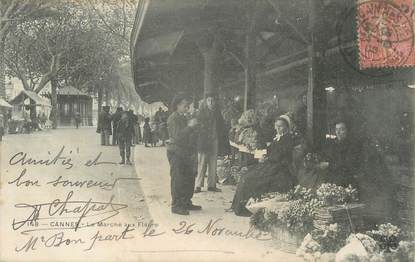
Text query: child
143 117 152 147
117 111 134 165
151 122 159 147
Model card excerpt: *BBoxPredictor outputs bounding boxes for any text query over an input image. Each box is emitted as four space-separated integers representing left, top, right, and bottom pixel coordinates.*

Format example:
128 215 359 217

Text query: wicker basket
314 203 367 234
270 225 305 253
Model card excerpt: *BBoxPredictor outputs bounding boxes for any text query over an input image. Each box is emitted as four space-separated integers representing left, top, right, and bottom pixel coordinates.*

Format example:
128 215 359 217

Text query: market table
230 140 267 159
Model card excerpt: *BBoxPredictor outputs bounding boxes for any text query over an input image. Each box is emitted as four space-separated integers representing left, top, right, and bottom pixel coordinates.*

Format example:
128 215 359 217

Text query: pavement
0 128 300 262
134 141 301 262
0 128 154 261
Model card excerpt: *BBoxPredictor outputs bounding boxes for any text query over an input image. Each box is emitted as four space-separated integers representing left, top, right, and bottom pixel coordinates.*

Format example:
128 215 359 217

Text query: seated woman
322 120 362 188
231 116 297 217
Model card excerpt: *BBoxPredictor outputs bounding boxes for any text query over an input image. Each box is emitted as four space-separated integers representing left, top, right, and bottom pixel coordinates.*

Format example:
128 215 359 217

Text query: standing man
167 94 201 215
195 93 230 193
74 112 81 129
112 107 123 145
128 109 138 146
154 107 164 124
97 106 112 145
117 111 134 165
40 112 47 129
131 110 142 145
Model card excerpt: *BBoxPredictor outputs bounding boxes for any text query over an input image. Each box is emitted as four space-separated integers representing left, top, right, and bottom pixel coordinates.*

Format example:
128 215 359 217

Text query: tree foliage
5 2 120 93
0 0 54 41
5 4 80 92
4 0 141 110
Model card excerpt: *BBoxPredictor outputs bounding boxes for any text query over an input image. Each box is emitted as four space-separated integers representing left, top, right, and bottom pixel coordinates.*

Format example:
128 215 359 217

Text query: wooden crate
314 204 367 233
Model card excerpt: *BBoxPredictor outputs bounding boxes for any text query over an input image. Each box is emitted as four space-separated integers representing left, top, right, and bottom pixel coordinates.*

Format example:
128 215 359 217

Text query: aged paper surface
0 0 414 261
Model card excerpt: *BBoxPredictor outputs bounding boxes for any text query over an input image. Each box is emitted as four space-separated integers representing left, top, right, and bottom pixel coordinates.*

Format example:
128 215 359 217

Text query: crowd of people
96 106 169 164
164 92 394 221
8 112 48 134
96 94 393 221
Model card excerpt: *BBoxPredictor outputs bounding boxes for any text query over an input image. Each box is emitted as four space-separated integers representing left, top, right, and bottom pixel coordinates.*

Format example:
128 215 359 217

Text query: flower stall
247 184 364 253
296 223 415 262
247 182 415 261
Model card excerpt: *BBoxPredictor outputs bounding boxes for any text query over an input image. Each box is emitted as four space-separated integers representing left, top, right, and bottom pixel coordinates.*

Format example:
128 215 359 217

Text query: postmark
336 1 394 77
356 0 414 69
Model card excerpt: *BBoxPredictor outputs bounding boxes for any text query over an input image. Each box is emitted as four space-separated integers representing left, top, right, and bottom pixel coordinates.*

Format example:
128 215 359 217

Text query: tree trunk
0 37 6 99
117 89 121 107
97 87 103 114
29 99 37 121
104 87 110 106
50 78 58 129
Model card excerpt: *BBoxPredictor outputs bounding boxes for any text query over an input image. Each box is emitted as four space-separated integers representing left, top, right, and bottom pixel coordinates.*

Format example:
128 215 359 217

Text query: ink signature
12 191 128 232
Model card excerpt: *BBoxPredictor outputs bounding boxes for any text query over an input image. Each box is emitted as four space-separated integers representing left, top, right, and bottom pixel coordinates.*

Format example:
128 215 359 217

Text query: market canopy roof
57 86 90 97
130 0 346 103
9 90 50 107
131 0 251 103
131 0 415 104
0 98 12 108
135 31 183 60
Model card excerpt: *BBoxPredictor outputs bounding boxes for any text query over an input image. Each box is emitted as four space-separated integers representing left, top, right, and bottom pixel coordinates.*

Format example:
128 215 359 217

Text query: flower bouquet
249 186 324 253
316 183 359 206
287 185 317 203
236 109 259 150
367 223 401 252
238 109 258 128
238 127 258 151
344 224 413 262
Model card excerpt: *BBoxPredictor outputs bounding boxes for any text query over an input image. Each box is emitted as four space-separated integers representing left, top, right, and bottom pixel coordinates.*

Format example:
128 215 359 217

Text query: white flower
328 223 338 232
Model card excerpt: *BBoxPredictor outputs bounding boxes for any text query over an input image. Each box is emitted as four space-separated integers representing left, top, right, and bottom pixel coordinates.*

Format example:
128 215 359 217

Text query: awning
135 31 183 60
130 0 245 104
9 90 51 107
0 98 12 108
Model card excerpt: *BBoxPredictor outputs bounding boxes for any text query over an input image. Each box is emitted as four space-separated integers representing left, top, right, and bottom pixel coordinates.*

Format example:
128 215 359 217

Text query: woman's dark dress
231 134 296 216
324 138 362 188
143 122 152 144
297 166 329 191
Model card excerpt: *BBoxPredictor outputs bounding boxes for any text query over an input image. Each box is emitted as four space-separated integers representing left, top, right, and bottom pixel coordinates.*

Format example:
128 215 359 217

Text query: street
0 0 413 261
0 128 299 261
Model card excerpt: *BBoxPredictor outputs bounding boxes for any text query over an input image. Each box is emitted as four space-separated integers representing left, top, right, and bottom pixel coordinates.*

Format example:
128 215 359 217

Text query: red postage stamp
357 0 415 69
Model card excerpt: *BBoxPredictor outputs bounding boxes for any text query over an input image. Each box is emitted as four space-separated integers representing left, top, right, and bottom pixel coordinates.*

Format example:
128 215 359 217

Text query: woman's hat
278 114 292 131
